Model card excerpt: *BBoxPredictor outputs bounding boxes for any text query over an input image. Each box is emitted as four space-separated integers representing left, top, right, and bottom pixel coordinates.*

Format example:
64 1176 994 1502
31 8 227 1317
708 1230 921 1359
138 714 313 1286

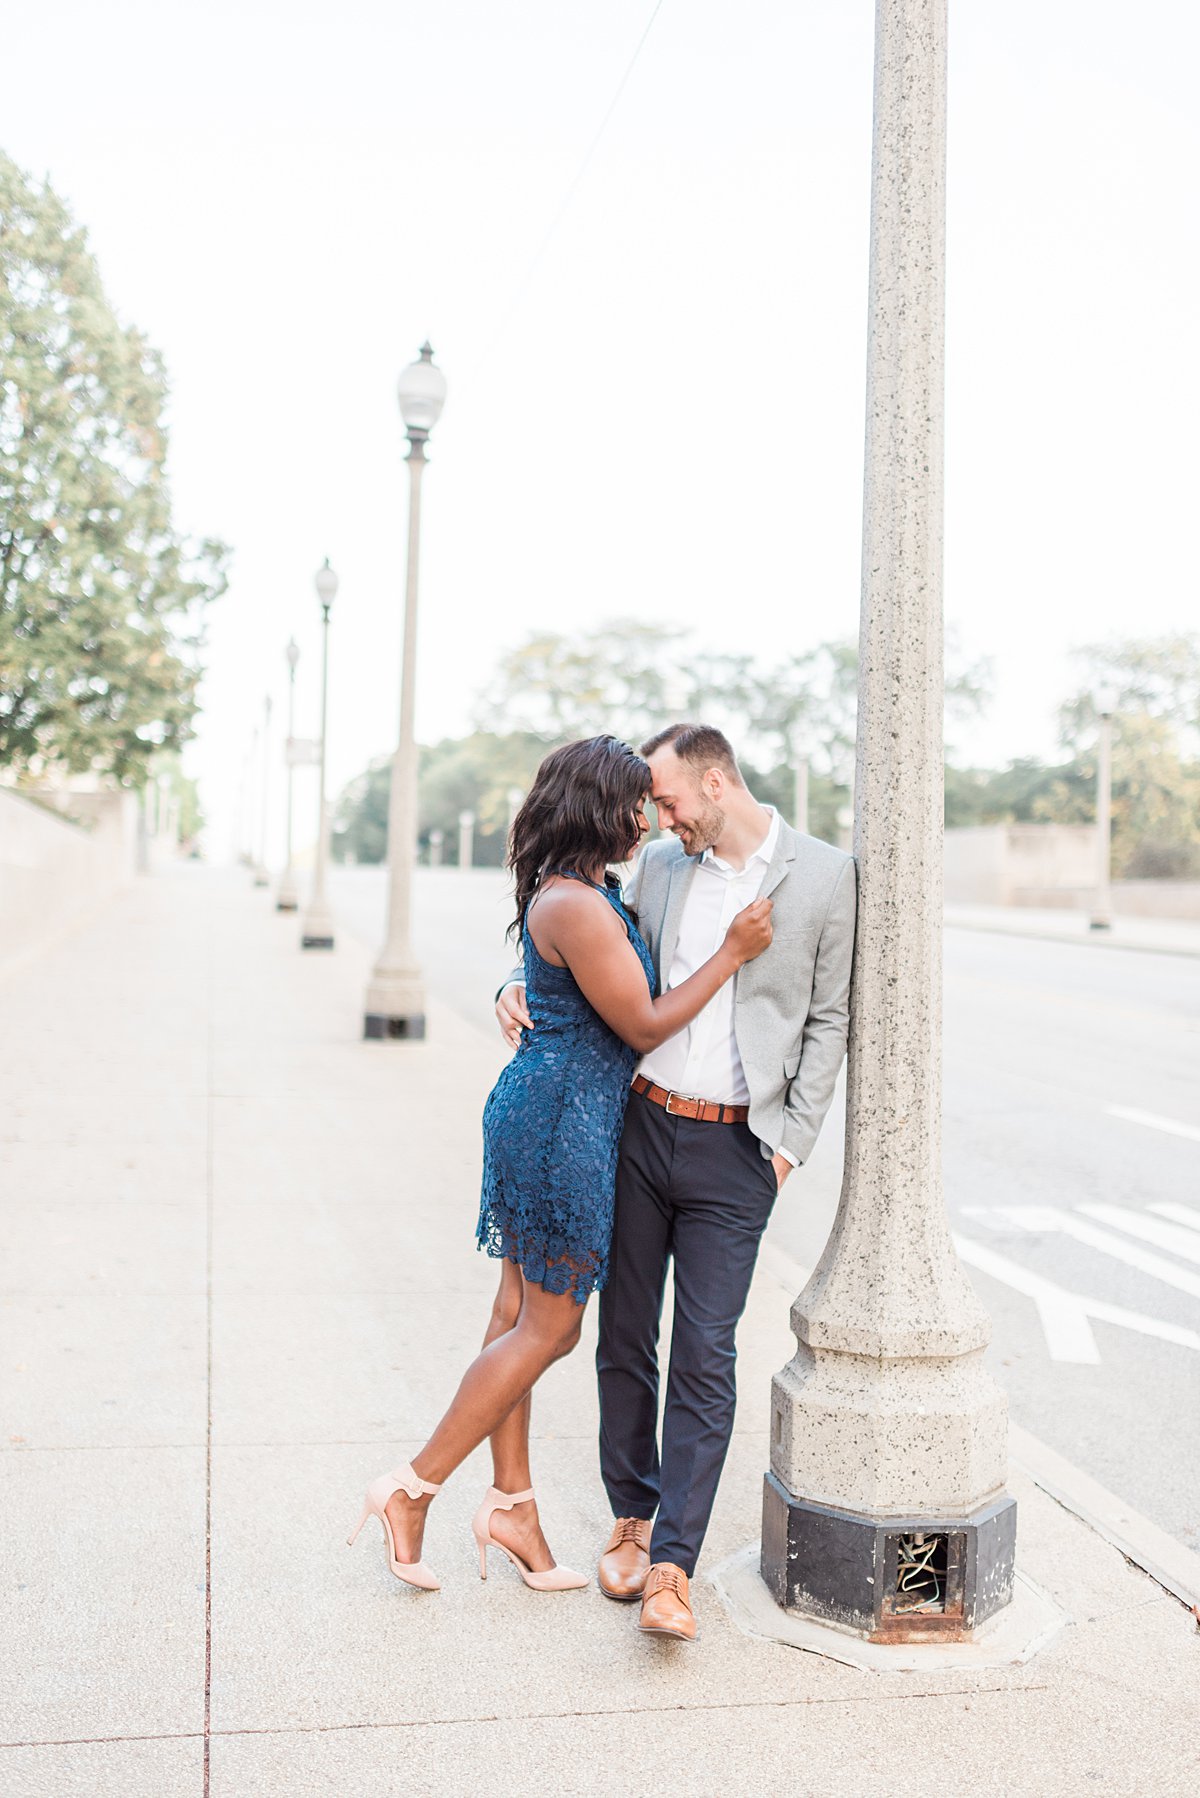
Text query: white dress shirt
641 808 791 1161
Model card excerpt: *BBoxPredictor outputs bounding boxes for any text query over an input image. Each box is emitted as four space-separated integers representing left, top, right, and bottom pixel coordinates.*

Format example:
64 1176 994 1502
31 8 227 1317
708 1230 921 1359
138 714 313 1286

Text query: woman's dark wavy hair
508 735 650 941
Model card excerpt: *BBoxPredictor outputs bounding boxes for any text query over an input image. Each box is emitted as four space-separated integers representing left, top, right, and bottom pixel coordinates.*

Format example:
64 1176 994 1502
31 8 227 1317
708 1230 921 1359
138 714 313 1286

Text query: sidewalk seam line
0 1683 1052 1751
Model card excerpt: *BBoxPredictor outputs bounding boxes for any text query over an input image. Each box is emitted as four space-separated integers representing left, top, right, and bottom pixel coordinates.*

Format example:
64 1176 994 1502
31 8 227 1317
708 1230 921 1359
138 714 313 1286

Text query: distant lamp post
1090 686 1118 932
300 559 339 950
791 745 810 836
254 693 272 886
507 787 525 841
458 808 475 869
276 638 301 911
364 342 447 1039
835 803 854 853
428 827 444 868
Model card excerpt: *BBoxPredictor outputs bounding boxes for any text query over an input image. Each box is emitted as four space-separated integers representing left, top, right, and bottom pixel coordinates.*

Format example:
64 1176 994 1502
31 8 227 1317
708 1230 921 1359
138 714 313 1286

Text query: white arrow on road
953 1233 1200 1365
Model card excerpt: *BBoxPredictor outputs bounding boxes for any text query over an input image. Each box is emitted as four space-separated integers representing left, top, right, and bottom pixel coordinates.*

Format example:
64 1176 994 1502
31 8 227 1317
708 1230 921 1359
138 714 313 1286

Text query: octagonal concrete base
712 1543 1068 1672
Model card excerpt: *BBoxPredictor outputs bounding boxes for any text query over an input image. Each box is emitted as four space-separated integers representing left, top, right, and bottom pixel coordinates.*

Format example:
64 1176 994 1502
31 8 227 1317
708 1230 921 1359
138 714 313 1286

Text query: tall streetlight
1090 687 1117 932
276 638 301 911
363 342 447 1039
761 0 1015 1642
792 748 810 836
253 693 272 886
300 559 339 950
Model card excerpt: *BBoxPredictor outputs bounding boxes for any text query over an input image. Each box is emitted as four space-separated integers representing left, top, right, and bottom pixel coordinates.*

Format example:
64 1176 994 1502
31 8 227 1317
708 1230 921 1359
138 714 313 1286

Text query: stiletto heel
470 1486 588 1592
348 1463 443 1591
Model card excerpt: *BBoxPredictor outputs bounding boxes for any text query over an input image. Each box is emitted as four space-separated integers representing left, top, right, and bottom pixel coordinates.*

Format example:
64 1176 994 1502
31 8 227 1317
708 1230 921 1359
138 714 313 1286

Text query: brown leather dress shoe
597 1517 652 1602
638 1562 697 1640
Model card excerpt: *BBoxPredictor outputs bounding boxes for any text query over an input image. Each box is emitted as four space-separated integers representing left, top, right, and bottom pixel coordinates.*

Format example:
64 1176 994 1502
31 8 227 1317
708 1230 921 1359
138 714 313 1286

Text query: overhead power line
476 0 667 365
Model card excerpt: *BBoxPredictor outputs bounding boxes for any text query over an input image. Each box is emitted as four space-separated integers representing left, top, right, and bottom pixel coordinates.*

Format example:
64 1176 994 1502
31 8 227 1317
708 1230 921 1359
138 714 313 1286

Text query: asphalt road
329 865 1200 1550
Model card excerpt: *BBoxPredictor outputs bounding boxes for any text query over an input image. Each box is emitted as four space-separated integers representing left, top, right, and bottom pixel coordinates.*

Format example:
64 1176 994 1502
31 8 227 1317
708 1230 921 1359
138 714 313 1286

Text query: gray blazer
621 822 856 1165
507 818 856 1167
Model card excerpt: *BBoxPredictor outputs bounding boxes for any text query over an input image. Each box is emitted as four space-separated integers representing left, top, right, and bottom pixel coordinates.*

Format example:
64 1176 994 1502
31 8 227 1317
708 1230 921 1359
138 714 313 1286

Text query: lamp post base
276 899 299 913
1089 917 1112 932
363 968 426 1041
363 1011 426 1040
301 932 334 950
252 866 270 888
760 1475 1016 1644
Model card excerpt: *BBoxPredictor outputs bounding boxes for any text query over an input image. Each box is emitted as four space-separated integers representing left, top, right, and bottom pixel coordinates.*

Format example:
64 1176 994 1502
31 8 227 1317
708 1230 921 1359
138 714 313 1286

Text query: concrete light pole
791 752 809 836
253 693 272 886
507 786 525 842
458 808 475 870
363 342 447 1039
1089 690 1117 932
276 639 302 911
300 561 339 950
761 0 1015 1642
428 828 444 868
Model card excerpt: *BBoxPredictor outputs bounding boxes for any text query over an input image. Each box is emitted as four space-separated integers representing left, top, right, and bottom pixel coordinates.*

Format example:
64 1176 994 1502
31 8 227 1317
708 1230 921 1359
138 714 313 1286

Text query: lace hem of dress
475 1212 604 1305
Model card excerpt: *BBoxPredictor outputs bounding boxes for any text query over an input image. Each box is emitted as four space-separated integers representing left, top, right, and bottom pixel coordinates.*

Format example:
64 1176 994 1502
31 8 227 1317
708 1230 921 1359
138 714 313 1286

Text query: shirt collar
701 806 780 874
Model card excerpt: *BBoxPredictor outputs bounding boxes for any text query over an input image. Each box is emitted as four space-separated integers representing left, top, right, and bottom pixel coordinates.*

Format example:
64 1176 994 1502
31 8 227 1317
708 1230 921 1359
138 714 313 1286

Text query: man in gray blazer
497 723 855 1639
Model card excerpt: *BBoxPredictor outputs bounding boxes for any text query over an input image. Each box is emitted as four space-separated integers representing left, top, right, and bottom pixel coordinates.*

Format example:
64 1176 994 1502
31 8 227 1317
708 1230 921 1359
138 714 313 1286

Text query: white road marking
1150 1202 1200 1234
1107 1105 1200 1144
1077 1203 1200 1267
999 1205 1200 1302
954 1233 1200 1363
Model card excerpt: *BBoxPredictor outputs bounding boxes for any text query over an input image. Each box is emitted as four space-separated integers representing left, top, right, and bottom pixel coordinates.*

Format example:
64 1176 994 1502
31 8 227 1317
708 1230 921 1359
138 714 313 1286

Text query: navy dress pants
597 1090 779 1575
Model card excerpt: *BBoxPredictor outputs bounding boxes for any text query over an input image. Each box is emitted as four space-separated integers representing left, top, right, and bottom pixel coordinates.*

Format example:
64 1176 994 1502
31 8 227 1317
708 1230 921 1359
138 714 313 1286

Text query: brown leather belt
631 1073 749 1125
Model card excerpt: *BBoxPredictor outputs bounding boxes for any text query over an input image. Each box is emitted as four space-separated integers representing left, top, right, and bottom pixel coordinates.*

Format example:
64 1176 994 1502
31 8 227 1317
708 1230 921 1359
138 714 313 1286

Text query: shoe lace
652 1564 684 1597
616 1517 647 1546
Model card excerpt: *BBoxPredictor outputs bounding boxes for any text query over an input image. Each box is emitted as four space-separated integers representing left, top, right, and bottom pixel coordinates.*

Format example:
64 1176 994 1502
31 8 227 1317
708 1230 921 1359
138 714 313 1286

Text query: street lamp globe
397 343 447 436
1094 683 1119 720
315 558 339 614
286 636 300 673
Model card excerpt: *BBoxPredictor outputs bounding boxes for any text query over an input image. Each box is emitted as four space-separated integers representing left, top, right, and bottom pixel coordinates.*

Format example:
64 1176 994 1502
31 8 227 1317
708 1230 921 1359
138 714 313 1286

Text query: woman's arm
529 884 771 1055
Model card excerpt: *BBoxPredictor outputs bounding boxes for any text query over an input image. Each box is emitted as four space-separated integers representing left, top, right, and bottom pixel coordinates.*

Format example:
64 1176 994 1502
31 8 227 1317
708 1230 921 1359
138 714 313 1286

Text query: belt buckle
664 1089 694 1116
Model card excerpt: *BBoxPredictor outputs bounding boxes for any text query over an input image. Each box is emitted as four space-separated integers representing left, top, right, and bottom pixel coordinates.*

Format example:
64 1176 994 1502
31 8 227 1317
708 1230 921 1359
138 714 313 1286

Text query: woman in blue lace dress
349 737 771 1594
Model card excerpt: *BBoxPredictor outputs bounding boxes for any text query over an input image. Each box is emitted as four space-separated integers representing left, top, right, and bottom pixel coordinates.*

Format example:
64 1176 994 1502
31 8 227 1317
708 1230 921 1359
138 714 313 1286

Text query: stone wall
0 788 139 977
945 823 1200 917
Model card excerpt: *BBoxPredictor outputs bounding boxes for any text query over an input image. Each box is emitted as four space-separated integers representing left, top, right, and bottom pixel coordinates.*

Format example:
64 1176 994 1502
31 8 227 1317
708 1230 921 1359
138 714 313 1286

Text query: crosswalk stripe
1077 1203 1200 1268
1150 1202 1200 1234
1107 1105 1200 1144
998 1205 1200 1302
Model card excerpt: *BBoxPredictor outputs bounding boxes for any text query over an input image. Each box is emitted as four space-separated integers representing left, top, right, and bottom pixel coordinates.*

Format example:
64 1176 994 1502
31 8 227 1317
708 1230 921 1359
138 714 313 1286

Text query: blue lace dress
477 872 655 1303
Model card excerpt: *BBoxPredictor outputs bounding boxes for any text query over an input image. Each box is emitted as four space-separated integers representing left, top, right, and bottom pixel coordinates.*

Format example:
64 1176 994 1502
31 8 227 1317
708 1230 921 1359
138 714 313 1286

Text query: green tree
1058 635 1200 877
333 732 549 866
0 151 228 783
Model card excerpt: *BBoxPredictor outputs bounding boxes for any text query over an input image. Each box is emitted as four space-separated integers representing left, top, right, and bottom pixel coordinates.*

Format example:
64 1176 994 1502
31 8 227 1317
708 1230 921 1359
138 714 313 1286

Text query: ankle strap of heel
391 1464 442 1500
488 1485 534 1508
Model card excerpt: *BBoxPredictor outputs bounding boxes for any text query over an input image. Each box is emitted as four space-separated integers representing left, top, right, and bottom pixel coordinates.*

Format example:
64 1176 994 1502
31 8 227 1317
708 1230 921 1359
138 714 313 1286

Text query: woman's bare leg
384 1269 584 1562
479 1260 556 1572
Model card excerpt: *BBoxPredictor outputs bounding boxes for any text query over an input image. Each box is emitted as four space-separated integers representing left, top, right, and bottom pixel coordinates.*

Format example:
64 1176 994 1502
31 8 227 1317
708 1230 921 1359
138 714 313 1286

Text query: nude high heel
347 1464 443 1591
471 1486 589 1591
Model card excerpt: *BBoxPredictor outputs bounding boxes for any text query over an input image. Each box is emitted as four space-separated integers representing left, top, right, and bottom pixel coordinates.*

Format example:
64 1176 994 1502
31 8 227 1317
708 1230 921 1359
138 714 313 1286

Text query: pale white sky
6 1 1198 858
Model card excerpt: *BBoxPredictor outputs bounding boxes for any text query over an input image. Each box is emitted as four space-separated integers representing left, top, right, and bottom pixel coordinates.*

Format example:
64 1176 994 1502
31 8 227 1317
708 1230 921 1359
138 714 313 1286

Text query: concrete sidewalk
1 867 1197 1797
945 903 1200 958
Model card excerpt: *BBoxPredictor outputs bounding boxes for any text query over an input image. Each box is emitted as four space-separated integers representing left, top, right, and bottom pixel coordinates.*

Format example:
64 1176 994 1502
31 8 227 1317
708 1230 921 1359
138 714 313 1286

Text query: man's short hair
640 722 744 787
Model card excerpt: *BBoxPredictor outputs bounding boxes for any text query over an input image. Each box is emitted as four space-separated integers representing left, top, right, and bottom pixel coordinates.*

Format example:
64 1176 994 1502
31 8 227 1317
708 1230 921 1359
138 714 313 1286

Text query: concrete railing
0 787 139 977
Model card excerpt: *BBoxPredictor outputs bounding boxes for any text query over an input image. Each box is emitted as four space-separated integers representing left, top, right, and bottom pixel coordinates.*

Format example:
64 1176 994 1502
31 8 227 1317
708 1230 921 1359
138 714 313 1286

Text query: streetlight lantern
397 342 447 436
364 343 448 1038
300 559 339 950
1090 685 1119 932
276 638 302 911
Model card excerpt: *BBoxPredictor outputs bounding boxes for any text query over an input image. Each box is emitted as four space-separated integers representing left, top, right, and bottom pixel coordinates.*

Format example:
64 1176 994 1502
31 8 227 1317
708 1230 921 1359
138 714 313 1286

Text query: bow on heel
348 1464 443 1591
471 1486 589 1591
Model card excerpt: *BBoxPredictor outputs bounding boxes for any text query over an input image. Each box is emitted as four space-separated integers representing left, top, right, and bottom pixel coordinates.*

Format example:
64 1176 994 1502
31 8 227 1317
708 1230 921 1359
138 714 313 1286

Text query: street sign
285 737 321 767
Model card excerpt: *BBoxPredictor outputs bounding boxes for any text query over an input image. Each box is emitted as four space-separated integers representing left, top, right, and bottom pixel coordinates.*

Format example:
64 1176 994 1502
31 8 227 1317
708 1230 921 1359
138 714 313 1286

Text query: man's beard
676 796 725 856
